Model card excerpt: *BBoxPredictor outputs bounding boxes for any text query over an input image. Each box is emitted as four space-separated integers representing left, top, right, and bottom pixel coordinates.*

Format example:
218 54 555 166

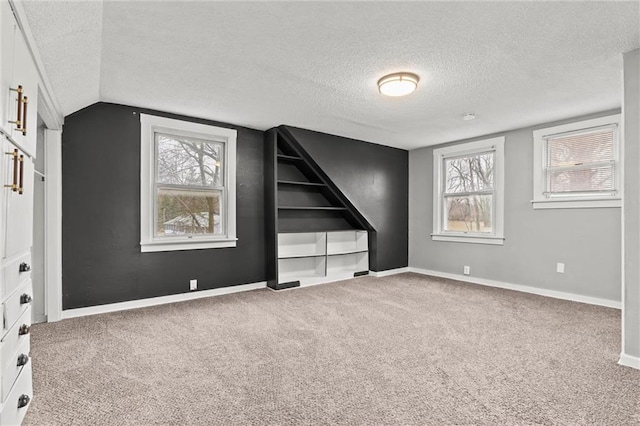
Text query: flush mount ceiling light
377 72 419 97
462 113 476 121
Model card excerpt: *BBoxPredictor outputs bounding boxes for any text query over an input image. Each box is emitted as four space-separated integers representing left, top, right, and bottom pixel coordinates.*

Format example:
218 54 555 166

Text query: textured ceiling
22 1 640 150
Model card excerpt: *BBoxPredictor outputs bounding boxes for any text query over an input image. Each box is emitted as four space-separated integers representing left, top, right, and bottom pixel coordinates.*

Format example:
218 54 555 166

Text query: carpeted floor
23 273 640 425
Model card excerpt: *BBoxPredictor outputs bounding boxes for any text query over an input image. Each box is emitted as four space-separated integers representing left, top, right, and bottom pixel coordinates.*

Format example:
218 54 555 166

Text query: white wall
622 48 640 365
409 110 621 304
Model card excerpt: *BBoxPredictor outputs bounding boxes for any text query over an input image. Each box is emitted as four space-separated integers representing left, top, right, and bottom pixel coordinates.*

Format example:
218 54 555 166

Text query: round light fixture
377 72 419 97
462 113 476 121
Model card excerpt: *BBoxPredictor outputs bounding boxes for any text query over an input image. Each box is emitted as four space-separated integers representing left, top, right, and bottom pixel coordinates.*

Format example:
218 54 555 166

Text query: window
532 114 621 209
432 137 505 245
140 114 237 252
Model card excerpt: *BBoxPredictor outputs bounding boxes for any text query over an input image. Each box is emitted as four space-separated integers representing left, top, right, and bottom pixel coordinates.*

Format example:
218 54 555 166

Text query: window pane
156 188 222 236
156 133 223 187
444 194 493 233
547 128 614 168
549 165 614 193
445 153 494 194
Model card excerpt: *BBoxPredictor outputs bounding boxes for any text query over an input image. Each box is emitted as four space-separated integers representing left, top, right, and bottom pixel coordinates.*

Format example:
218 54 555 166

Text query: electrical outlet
189 279 197 291
463 266 470 275
556 263 565 274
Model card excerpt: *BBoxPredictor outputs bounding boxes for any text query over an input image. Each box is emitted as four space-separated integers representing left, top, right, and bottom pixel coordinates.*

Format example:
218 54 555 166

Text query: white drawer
0 307 31 375
2 280 33 336
0 362 32 426
1 253 31 302
1 333 30 402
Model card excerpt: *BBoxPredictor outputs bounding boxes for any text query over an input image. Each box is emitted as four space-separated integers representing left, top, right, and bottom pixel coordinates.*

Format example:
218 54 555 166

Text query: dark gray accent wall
62 103 266 309
285 126 409 272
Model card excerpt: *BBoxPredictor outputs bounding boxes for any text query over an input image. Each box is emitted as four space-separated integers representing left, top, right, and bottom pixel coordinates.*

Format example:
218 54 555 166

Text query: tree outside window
155 134 224 237
443 152 494 233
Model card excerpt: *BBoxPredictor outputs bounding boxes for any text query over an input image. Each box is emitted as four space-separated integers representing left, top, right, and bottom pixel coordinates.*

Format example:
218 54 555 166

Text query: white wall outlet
463 266 470 275
189 279 197 290
556 263 565 274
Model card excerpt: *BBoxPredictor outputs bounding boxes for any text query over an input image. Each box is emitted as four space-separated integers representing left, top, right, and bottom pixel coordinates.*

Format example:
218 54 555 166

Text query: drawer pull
4 149 19 191
19 262 31 273
22 96 28 136
18 324 30 336
18 154 24 194
17 394 30 409
8 85 23 130
20 293 32 304
17 353 29 367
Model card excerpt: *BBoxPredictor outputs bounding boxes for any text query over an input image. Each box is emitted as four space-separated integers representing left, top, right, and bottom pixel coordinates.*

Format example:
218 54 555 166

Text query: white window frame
140 114 237 252
431 137 505 245
532 114 621 210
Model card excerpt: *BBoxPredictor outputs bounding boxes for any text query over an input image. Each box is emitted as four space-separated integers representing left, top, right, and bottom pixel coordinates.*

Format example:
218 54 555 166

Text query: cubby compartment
327 252 369 275
278 256 326 284
277 185 333 208
277 162 313 183
278 209 354 233
327 230 368 255
278 232 326 259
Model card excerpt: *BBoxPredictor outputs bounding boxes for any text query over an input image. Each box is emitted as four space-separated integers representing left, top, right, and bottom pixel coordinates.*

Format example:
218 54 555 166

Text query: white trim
44 130 63 322
139 114 237 252
62 281 267 319
140 238 238 253
618 353 640 370
532 198 621 209
368 267 410 278
430 234 504 245
620 69 627 363
432 136 505 245
532 114 622 208
407 267 621 309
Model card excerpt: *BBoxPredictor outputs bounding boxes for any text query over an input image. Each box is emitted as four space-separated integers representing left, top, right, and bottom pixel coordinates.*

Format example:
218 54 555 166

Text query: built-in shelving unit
265 126 375 290
277 230 368 287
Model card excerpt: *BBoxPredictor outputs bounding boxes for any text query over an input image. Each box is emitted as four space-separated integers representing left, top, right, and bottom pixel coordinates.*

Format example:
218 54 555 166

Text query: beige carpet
23 273 640 425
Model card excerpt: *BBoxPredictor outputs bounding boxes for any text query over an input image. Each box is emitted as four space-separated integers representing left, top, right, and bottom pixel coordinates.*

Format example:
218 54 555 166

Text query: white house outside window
432 137 505 245
140 114 237 252
532 114 621 209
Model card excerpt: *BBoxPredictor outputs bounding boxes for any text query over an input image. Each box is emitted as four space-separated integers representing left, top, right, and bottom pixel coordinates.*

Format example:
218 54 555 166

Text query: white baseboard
407 267 621 309
61 281 267 319
369 267 410 278
618 353 640 369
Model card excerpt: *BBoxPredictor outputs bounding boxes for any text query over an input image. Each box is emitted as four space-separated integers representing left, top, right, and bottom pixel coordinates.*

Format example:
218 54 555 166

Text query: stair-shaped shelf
265 126 375 290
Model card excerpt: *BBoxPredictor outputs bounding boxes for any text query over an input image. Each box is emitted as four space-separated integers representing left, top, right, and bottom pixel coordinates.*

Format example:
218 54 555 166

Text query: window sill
431 234 504 245
531 198 621 210
140 238 238 253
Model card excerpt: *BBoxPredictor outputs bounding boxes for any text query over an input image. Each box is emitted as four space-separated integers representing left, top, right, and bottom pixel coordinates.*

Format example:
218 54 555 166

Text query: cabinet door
0 0 16 138
3 140 33 260
0 138 6 260
8 25 37 157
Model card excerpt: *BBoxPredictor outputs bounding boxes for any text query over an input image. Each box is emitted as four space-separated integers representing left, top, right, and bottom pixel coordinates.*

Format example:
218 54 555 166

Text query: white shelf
326 230 368 255
327 249 368 256
278 232 326 259
277 230 369 286
327 252 368 275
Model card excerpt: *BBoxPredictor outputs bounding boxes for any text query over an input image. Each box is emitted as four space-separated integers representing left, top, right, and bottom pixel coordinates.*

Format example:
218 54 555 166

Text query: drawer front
0 306 31 372
1 332 29 402
2 280 33 335
0 362 32 426
1 252 31 302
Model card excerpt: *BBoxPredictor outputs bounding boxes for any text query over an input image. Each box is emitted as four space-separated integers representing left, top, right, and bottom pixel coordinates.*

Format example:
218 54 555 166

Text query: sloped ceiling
21 1 640 149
